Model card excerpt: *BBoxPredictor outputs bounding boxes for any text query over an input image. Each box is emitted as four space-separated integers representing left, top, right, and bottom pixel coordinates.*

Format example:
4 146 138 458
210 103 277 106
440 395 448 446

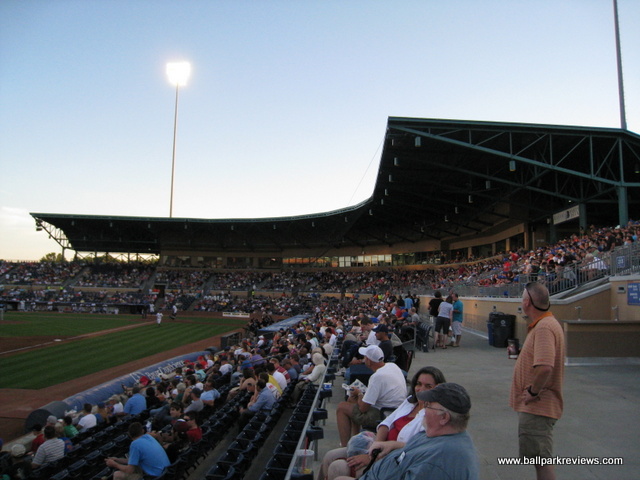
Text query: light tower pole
166 61 191 217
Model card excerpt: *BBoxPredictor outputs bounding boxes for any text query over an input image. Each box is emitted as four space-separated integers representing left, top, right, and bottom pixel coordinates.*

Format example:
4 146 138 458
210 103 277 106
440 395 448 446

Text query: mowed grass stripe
0 312 142 337
0 323 235 389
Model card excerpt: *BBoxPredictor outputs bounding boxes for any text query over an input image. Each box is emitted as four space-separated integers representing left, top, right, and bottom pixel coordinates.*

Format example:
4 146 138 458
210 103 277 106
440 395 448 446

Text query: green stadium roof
32 117 640 255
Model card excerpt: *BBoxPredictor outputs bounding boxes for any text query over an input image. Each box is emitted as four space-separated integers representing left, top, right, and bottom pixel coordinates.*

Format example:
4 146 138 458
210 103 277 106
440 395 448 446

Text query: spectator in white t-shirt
77 403 97 430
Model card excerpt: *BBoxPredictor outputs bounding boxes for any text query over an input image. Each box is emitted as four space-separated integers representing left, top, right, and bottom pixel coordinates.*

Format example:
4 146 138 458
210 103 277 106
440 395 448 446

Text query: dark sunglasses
525 283 549 311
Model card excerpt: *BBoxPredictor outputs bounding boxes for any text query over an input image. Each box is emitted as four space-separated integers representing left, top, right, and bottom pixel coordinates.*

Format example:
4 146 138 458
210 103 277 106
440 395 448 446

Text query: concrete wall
563 321 640 358
418 276 640 360
609 276 640 321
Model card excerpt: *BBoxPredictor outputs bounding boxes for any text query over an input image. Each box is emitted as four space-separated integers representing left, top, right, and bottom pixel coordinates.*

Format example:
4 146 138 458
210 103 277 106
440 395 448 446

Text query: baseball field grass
0 312 244 389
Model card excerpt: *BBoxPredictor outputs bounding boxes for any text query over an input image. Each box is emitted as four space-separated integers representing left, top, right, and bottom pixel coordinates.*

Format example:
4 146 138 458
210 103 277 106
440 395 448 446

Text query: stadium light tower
166 61 191 218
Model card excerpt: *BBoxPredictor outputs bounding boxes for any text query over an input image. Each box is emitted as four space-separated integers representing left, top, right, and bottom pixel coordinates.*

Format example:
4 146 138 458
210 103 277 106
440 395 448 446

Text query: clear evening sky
1 0 639 261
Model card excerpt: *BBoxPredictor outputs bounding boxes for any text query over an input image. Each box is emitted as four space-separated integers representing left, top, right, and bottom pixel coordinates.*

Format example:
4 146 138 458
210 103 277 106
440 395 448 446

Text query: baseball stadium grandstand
1 117 639 479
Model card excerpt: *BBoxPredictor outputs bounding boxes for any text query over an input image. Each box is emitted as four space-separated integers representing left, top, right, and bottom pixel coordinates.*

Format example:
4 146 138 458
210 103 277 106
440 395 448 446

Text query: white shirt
265 382 281 399
272 370 287 390
78 413 97 430
438 302 453 319
362 363 407 410
366 330 380 346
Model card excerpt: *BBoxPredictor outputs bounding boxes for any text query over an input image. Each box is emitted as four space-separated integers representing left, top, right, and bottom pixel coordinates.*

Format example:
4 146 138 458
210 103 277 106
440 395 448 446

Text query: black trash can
491 313 515 348
487 312 504 346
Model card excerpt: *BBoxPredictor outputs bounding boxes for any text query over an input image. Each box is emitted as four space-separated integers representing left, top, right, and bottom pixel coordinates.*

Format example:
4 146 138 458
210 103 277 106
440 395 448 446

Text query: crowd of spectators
3 222 637 479
154 269 209 290
1 222 638 313
75 263 153 288
464 222 640 290
2 262 83 286
1 280 438 479
207 271 271 291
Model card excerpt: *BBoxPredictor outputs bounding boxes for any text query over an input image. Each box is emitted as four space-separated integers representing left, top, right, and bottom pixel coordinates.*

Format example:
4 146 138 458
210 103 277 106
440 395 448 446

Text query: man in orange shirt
510 282 565 480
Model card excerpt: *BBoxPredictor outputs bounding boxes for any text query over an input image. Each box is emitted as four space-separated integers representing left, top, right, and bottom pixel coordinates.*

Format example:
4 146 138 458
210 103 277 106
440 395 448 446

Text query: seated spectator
290 352 327 405
250 349 266 368
183 388 204 416
6 443 31 480
95 402 109 424
257 371 281 400
105 421 170 480
77 403 97 430
200 379 221 410
322 366 446 480
218 356 234 377
238 379 276 429
267 361 287 391
108 395 125 421
289 353 303 376
32 425 65 468
145 387 161 410
30 424 44 454
53 423 74 453
341 383 479 480
62 416 78 439
156 402 184 431
270 357 291 384
182 414 202 443
159 420 190 463
46 415 58 428
336 346 406 447
282 358 298 381
124 386 147 415
372 325 393 361
151 402 185 439
227 368 257 402
170 380 187 405
181 374 200 406
194 363 207 382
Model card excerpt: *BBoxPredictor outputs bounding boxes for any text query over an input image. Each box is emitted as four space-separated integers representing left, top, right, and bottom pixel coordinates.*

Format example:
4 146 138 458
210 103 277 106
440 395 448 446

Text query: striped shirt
33 438 65 466
510 313 565 419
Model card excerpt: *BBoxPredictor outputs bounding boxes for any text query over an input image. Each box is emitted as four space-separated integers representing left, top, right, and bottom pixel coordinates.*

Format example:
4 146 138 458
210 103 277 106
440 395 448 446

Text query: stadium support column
579 204 587 233
616 132 629 226
617 185 629 226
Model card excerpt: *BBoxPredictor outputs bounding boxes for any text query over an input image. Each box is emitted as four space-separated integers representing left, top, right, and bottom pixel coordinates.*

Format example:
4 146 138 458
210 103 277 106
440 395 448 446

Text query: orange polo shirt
510 312 565 419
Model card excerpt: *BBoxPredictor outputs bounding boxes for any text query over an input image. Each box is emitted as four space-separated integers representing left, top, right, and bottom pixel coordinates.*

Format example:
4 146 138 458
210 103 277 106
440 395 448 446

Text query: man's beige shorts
351 403 380 429
518 412 557 458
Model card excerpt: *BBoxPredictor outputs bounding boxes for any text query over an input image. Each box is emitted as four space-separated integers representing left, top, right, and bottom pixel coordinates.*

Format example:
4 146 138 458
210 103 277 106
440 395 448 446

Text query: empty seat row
205 381 297 480
259 383 325 480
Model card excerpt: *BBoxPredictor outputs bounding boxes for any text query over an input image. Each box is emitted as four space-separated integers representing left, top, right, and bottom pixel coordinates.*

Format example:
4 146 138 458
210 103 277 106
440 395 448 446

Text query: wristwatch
527 386 539 397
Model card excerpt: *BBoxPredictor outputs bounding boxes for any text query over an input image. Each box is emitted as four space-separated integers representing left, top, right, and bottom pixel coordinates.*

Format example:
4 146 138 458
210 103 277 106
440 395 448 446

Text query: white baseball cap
358 345 384 362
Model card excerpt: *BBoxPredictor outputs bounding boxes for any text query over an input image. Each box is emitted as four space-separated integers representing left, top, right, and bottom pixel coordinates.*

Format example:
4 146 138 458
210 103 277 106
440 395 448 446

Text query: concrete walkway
313 327 640 480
